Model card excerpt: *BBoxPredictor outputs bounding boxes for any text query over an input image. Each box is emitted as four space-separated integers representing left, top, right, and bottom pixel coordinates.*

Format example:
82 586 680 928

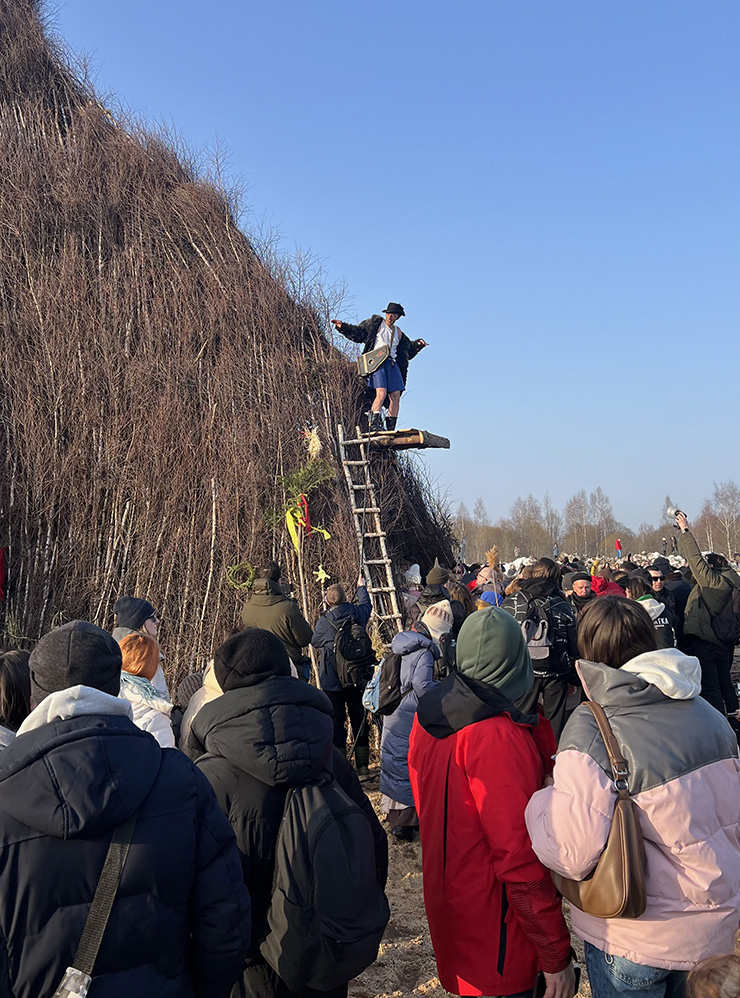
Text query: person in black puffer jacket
0 620 250 998
502 558 578 739
187 628 388 998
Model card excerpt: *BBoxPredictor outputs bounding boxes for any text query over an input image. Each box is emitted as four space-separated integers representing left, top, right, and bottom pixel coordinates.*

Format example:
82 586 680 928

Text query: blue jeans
584 943 687 998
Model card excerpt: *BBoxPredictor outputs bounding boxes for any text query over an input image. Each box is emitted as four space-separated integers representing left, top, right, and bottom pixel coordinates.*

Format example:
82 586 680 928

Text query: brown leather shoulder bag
551 701 647 919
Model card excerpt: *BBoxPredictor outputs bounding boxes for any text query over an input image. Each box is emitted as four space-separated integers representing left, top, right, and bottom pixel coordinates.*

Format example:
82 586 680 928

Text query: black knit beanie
112 596 156 631
29 620 122 704
262 561 281 582
214 628 291 691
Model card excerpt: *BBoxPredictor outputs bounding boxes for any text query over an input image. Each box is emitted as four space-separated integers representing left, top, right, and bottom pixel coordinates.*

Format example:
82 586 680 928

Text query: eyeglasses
650 576 664 582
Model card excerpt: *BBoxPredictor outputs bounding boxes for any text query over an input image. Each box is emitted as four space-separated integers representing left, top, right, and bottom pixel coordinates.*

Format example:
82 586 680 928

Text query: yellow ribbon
285 505 331 554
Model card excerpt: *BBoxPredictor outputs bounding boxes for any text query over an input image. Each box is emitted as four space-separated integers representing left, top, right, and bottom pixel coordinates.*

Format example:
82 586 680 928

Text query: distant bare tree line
454 480 740 563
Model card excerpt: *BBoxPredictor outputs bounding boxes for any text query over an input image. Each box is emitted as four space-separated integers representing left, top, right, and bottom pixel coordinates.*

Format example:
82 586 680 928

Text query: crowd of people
0 514 739 997
397 516 740 998
0 591 387 998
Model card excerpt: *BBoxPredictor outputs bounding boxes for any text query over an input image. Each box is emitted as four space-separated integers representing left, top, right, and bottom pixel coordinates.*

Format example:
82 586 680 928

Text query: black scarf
569 591 596 614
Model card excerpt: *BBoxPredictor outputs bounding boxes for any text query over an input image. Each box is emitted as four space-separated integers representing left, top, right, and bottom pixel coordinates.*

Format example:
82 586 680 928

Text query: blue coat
379 629 438 807
311 587 372 692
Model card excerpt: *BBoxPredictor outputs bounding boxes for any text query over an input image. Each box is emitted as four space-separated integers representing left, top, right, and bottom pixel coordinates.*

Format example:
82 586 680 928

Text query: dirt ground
350 776 591 998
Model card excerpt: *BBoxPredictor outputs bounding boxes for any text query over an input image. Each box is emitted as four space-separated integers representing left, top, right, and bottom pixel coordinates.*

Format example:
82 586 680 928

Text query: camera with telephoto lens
666 506 685 520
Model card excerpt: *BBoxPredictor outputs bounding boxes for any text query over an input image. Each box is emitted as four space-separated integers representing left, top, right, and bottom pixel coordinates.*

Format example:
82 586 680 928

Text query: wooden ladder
337 423 403 638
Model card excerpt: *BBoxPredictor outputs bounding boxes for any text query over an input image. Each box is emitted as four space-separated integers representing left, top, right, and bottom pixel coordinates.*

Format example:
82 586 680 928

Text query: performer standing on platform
331 302 427 432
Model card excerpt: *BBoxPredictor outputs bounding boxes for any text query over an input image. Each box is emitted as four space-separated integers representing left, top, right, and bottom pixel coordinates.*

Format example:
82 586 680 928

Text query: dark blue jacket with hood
0 688 250 998
311 586 372 692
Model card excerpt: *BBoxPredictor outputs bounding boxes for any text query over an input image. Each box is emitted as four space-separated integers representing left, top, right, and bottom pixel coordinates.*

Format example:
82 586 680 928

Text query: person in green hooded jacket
240 562 313 678
676 512 740 719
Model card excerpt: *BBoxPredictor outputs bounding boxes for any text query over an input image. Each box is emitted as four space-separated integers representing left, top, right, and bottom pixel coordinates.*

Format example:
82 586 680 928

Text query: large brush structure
0 1 452 675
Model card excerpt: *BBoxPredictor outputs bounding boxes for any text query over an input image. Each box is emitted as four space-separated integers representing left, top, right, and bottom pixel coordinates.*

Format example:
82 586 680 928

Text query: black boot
354 745 370 776
385 416 397 432
391 825 417 843
368 411 384 433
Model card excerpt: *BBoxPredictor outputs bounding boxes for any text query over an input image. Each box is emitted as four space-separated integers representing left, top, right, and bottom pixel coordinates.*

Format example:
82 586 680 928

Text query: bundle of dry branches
0 0 453 681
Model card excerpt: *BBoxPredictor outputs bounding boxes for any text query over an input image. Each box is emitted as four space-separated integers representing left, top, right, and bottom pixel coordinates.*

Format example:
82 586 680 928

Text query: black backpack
259 777 390 992
433 632 456 681
328 615 376 689
371 651 408 716
709 587 740 647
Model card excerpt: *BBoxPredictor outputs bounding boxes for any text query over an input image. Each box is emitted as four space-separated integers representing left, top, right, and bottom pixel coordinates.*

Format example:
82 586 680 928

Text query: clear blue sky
52 0 739 531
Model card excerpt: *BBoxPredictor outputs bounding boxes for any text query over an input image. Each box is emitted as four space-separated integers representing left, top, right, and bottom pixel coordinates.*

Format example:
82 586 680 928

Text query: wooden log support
343 428 451 451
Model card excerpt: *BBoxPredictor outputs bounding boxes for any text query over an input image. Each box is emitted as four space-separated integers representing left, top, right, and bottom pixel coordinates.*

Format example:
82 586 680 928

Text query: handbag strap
585 702 632 798
71 810 138 976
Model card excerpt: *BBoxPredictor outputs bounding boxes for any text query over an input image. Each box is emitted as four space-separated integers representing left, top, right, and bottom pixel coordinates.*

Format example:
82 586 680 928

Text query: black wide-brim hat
383 302 405 316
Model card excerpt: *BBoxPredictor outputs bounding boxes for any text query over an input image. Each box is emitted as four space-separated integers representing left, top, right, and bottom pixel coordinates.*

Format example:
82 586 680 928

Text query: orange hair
120 634 160 681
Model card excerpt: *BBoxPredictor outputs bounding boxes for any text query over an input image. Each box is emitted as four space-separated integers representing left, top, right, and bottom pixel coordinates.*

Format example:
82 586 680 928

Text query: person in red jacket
591 567 627 598
408 607 575 998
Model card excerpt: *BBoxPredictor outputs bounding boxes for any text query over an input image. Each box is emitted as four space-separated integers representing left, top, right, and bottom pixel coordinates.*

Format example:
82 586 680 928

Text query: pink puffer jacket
525 650 740 971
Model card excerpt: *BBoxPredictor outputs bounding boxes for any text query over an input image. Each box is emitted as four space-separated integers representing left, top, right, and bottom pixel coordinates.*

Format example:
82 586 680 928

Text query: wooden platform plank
343 428 450 451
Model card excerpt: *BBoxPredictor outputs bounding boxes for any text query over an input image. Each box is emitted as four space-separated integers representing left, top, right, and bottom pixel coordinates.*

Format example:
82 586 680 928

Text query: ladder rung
338 423 401 638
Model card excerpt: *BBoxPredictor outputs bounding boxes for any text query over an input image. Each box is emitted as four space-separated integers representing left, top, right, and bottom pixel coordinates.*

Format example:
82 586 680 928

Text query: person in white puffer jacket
119 634 175 748
112 595 170 698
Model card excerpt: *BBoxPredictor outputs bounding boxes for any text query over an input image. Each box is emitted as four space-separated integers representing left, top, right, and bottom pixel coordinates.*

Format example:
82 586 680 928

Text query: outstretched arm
677 516 726 590
406 336 428 360
330 316 377 345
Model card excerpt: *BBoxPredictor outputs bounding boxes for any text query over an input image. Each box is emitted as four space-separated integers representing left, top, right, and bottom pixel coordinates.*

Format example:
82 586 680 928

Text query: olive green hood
456 607 533 703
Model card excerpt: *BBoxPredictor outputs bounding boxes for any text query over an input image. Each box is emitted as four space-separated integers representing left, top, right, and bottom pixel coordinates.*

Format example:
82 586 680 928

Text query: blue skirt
368 357 405 392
